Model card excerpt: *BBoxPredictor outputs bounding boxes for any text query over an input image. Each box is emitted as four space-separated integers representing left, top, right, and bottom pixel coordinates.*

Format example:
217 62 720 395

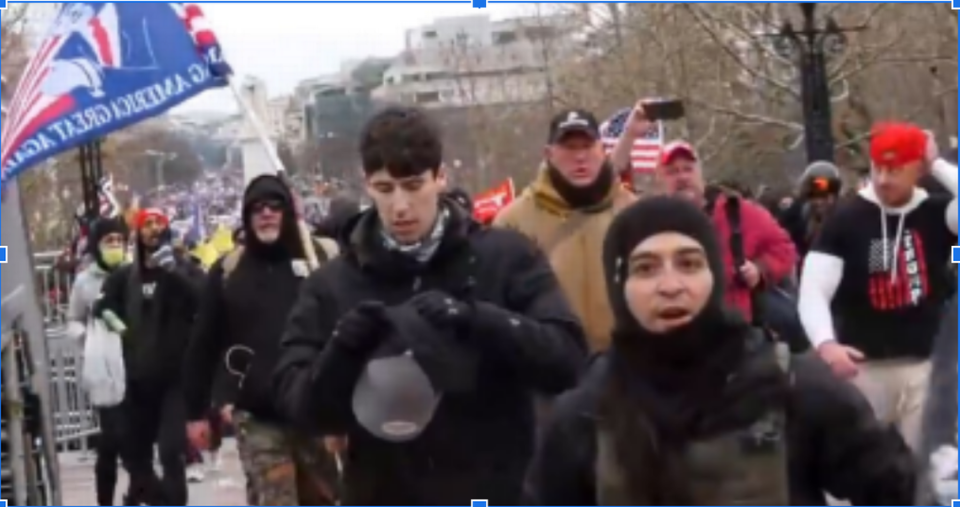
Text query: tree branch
682 4 801 99
835 84 960 150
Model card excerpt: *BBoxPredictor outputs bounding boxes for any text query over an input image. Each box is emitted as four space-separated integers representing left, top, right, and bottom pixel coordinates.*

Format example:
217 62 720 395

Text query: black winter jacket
530 346 917 506
96 256 202 387
183 174 311 421
272 202 587 505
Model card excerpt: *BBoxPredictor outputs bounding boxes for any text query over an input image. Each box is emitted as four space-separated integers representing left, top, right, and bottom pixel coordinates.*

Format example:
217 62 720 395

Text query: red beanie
135 208 169 229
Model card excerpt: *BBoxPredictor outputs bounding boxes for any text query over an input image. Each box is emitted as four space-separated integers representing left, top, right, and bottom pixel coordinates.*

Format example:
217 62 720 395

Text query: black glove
332 301 388 354
407 290 472 329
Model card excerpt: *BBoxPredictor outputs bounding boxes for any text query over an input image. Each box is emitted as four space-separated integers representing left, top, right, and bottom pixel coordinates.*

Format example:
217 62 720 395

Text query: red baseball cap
869 122 926 168
660 141 698 166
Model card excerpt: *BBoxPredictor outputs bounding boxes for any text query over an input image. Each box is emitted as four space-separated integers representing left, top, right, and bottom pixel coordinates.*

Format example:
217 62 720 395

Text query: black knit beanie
87 217 129 255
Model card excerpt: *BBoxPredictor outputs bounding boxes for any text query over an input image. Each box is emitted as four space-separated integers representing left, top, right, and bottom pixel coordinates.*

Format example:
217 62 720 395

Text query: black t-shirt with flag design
813 193 956 359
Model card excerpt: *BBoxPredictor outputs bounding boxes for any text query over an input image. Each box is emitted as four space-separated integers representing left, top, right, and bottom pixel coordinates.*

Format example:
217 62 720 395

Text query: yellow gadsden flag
191 242 220 270
209 225 235 256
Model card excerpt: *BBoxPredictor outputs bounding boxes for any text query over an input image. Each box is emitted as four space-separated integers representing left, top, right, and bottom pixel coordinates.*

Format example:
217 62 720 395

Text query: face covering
100 247 126 268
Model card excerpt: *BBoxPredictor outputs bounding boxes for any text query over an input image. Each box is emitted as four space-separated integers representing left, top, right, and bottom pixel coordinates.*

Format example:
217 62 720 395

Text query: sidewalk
60 439 247 506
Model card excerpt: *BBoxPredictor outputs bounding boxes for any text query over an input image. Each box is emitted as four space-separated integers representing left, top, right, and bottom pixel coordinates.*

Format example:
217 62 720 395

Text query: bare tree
547 3 957 186
440 9 586 190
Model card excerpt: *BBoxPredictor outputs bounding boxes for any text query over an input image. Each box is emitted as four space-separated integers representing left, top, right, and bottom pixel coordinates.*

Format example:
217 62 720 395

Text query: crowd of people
64 100 958 506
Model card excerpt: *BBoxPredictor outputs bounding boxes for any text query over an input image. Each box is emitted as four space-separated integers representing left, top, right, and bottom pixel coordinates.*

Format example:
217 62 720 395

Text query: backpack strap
723 194 748 287
221 246 245 284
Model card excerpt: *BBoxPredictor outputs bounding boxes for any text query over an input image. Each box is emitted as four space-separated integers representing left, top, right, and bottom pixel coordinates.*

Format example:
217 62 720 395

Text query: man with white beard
183 174 341 505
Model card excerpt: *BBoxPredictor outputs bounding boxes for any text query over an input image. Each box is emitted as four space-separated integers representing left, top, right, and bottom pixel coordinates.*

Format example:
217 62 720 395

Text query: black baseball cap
548 109 600 144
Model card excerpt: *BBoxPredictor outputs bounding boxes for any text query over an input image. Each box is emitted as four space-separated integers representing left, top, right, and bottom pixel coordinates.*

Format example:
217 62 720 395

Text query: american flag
75 174 119 219
98 174 120 218
600 107 664 174
174 3 233 79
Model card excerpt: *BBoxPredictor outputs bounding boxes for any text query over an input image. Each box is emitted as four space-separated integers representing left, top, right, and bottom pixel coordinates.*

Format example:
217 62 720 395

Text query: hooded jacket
272 198 586 505
94 212 202 386
495 165 635 352
314 195 360 250
799 159 959 359
67 217 129 336
183 174 312 421
530 197 917 506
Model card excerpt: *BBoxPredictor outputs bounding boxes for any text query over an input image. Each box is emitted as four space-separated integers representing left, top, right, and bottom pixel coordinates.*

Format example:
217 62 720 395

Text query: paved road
60 439 247 506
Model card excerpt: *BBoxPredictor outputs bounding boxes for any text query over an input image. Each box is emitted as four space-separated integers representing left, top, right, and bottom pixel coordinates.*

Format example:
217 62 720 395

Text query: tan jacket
495 168 635 352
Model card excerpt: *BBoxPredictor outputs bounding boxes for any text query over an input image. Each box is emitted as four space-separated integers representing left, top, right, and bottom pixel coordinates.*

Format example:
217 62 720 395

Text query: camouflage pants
234 411 340 506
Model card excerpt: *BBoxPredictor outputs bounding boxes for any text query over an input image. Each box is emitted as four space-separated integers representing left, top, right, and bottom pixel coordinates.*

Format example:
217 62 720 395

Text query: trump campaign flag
473 178 515 224
1 2 231 187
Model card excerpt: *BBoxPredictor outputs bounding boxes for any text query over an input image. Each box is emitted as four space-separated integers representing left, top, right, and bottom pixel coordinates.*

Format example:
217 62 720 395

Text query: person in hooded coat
66 216 129 506
94 208 202 506
530 196 917 506
183 174 340 506
314 194 361 250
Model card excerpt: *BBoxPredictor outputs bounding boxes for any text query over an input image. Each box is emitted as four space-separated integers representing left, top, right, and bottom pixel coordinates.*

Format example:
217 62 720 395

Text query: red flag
473 178 515 224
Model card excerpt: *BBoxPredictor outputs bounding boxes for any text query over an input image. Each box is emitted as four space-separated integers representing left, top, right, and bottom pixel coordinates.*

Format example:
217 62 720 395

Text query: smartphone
643 99 685 121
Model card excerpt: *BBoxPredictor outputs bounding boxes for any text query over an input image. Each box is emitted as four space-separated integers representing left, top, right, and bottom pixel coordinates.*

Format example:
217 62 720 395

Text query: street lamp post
145 150 177 189
771 3 854 163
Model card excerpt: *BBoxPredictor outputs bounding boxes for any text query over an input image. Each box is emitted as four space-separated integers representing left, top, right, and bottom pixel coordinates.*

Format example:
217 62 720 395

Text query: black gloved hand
332 301 388 354
407 290 472 329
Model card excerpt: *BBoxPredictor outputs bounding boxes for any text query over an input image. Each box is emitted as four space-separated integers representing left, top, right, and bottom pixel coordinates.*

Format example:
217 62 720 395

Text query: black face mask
546 161 615 209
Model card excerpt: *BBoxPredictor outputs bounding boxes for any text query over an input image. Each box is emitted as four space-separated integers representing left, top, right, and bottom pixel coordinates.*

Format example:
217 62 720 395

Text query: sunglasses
251 201 283 214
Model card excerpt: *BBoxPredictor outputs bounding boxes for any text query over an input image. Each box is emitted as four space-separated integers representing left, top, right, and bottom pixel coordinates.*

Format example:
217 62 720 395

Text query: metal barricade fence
32 252 100 453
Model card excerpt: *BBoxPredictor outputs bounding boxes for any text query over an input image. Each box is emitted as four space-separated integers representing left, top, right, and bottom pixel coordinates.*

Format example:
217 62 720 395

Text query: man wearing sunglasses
779 161 843 263
182 174 340 506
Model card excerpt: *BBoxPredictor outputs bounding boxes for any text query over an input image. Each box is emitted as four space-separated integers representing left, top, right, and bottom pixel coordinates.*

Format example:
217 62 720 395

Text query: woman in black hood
530 196 917 506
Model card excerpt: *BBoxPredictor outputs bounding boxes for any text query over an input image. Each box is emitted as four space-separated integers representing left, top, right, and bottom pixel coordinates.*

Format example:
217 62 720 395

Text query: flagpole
226 78 320 269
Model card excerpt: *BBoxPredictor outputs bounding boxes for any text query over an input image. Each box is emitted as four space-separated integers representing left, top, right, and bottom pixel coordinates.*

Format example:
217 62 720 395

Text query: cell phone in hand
642 99 685 121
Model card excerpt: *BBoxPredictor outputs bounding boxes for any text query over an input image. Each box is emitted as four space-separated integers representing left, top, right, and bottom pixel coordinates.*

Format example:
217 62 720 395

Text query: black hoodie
183 174 308 422
530 197 916 506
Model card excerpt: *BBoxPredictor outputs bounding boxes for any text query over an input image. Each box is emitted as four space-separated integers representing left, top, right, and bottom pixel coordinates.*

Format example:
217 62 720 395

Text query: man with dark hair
273 105 586 505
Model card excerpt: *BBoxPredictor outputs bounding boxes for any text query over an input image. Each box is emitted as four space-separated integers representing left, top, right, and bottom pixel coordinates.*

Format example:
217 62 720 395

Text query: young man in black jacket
182 174 340 506
94 208 203 506
272 105 587 505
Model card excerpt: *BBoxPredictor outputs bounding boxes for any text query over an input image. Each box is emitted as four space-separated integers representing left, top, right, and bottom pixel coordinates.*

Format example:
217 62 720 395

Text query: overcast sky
175 3 524 114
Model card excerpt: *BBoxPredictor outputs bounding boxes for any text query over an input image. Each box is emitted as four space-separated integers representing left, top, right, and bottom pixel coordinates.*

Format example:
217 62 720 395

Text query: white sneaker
186 463 206 483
